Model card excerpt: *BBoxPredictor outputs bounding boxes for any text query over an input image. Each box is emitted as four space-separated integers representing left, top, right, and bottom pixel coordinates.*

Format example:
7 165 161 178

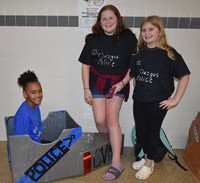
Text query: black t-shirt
130 47 191 103
79 30 137 75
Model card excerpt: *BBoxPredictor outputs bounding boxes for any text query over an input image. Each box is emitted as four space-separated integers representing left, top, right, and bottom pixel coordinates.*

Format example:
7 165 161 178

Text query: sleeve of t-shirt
124 31 138 54
171 49 191 79
130 33 138 54
129 54 137 78
78 41 92 65
38 108 42 138
14 115 31 135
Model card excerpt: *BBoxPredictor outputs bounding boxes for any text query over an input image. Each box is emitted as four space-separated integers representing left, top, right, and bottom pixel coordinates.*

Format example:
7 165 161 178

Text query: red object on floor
83 152 92 174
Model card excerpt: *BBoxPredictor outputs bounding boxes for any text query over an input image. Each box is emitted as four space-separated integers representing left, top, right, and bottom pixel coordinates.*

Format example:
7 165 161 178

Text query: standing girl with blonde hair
130 15 190 180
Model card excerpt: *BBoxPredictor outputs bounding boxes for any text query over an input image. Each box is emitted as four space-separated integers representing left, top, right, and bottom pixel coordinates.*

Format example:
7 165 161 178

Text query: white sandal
132 158 145 170
135 165 154 180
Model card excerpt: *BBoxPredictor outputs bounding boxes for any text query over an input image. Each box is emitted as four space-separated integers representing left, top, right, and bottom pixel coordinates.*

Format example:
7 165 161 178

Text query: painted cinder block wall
0 0 200 148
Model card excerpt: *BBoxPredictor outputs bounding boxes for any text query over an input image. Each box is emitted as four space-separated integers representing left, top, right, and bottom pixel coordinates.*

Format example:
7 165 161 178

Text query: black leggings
133 99 167 160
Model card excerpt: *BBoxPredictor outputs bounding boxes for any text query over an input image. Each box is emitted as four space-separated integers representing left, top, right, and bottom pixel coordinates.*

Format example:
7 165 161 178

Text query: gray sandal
103 165 125 180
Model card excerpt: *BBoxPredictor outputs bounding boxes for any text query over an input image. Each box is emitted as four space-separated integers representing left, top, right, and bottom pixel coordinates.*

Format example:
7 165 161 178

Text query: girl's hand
159 97 179 110
113 81 124 94
84 89 92 105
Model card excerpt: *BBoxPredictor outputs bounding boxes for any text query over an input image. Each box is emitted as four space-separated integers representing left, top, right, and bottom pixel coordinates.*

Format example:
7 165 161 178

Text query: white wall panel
0 0 200 149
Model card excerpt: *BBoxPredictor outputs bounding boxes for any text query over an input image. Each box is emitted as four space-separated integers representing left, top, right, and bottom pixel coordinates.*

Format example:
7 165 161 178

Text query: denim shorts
91 89 125 99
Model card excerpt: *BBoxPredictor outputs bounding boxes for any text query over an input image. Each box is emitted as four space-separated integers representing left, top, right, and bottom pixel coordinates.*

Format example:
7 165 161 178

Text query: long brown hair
85 4 131 42
138 15 175 60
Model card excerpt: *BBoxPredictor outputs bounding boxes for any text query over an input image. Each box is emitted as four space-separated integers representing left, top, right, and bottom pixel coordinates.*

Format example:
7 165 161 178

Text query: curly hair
18 70 39 90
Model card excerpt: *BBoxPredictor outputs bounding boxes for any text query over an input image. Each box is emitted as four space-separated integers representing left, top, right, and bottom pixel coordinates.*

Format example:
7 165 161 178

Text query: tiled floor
0 141 199 183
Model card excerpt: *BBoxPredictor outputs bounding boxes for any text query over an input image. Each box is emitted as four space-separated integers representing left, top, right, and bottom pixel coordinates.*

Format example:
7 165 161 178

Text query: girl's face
141 22 160 48
100 9 118 35
23 82 43 109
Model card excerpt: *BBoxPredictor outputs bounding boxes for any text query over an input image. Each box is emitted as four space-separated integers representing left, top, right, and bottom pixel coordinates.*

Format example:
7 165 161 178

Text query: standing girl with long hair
79 4 137 180
130 15 190 180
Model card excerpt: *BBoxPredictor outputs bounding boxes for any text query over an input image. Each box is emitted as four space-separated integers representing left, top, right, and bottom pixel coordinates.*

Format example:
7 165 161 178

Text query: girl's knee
95 121 108 133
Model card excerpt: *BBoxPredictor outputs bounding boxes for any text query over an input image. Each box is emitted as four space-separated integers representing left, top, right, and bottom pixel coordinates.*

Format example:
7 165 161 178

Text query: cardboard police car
5 110 115 183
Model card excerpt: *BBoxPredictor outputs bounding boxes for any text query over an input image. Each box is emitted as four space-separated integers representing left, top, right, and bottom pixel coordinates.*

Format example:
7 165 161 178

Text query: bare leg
106 96 123 164
92 96 124 180
92 98 108 133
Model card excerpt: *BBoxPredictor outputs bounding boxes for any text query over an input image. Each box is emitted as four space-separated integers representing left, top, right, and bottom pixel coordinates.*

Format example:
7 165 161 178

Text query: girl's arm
82 64 92 105
114 69 133 93
159 75 190 110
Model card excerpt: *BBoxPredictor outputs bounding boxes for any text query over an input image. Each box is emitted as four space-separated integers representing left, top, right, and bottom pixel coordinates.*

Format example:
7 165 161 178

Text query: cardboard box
5 110 122 183
183 112 200 179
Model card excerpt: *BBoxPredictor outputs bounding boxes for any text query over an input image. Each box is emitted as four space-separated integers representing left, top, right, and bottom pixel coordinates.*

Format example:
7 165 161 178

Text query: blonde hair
138 15 175 60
